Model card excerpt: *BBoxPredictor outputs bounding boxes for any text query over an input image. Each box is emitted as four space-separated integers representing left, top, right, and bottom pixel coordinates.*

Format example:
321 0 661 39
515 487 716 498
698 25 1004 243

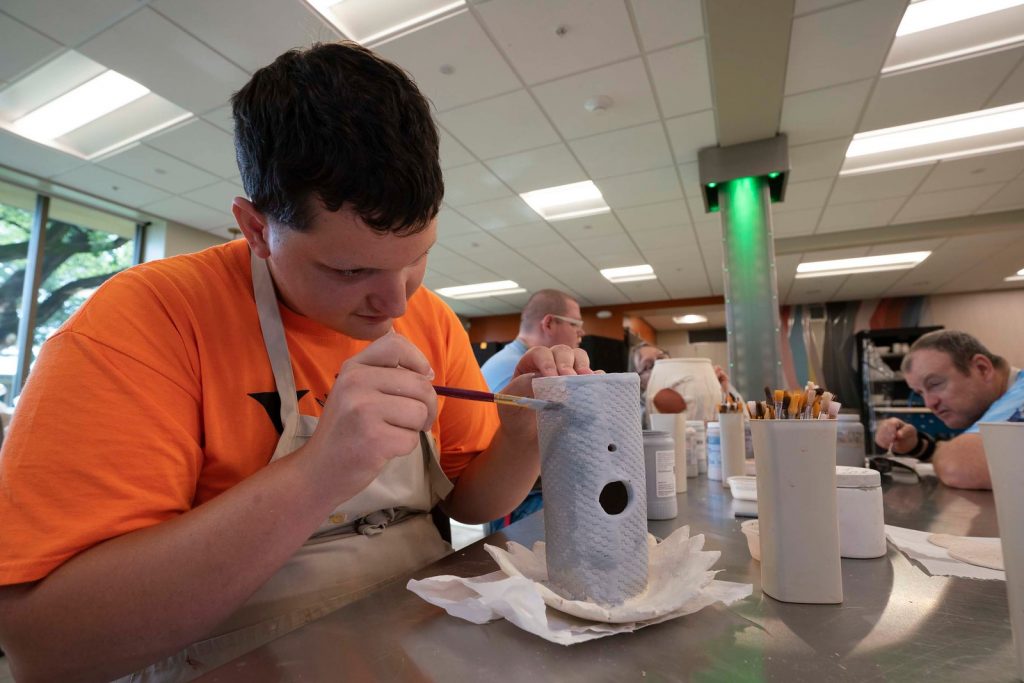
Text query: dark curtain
823 301 862 412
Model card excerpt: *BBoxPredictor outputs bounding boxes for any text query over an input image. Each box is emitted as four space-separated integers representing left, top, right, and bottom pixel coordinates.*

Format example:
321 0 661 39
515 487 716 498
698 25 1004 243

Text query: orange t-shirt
0 239 499 585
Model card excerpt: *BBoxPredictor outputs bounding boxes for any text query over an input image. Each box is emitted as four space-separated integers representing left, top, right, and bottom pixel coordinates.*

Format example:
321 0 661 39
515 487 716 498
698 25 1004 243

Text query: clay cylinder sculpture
533 373 649 606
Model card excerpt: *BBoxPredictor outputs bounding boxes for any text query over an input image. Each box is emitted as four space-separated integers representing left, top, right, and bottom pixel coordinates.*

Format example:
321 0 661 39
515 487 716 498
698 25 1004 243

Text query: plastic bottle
643 430 678 520
707 421 722 481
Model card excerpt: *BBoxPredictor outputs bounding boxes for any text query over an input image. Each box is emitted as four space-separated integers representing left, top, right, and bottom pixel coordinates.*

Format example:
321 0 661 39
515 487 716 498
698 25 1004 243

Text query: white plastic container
751 419 842 604
980 422 1024 681
706 421 722 481
649 413 687 494
687 420 707 475
643 430 678 520
836 466 885 559
719 412 746 487
836 414 866 467
727 475 757 501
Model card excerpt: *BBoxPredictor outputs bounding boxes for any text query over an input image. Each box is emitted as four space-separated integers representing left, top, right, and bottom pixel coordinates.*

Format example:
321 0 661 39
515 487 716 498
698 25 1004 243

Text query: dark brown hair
232 42 442 233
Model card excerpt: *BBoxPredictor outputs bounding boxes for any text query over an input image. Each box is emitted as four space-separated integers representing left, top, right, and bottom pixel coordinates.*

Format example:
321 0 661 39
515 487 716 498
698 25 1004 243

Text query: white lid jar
836 466 886 559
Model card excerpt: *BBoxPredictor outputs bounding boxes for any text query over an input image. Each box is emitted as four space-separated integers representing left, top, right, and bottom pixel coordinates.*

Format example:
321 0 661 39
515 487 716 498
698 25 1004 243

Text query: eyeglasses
550 314 585 330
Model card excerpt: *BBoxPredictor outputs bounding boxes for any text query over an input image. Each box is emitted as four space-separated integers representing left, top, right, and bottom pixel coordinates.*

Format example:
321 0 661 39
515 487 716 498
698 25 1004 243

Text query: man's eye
335 269 365 277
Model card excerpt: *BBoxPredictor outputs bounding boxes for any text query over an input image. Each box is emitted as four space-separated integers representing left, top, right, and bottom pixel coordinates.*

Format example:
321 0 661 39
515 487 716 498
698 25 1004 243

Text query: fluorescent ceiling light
306 0 465 44
895 0 1024 37
0 51 192 159
841 102 1024 175
520 180 611 222
601 264 656 283
885 0 1024 73
12 70 148 142
795 252 931 279
435 280 525 299
672 314 708 325
1006 267 1024 282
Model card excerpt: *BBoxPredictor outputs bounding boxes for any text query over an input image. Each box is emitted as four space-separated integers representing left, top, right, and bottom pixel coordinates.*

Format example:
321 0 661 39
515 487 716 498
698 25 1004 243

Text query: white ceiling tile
893 184 1005 224
784 276 847 304
917 149 1024 194
570 121 674 178
780 79 872 145
144 119 239 178
660 268 713 298
0 14 60 82
816 197 905 233
631 225 695 250
831 270 910 301
647 40 713 119
936 237 1024 294
0 129 84 178
475 0 639 85
439 128 476 169
664 109 717 163
588 250 646 269
771 207 821 237
794 0 853 14
785 0 906 95
457 195 538 230
978 176 1024 213
442 163 511 207
53 165 170 206
488 221 565 248
596 167 682 209
570 233 639 257
376 11 520 113
181 180 245 212
617 199 690 232
143 195 231 230
860 47 1024 132
522 241 588 268
885 233 1020 295
485 143 587 193
97 144 219 194
788 138 849 183
532 58 659 139
151 0 339 73
772 178 833 213
551 212 624 241
2 0 140 47
630 0 703 52
676 160 703 198
987 56 1024 108
828 165 931 204
437 90 560 160
437 205 485 237
79 9 249 113
201 106 234 134
619 278 670 302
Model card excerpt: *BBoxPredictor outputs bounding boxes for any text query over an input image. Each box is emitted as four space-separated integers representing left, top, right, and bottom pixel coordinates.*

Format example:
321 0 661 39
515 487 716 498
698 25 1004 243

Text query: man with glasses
479 289 584 531
480 289 585 394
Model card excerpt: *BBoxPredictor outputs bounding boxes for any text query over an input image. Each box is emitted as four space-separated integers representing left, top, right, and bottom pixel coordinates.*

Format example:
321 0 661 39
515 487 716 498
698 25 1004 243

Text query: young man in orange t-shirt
0 42 595 682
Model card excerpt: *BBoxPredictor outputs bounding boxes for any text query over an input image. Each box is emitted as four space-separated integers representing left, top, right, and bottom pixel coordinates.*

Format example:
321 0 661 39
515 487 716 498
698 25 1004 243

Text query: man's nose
370 274 408 318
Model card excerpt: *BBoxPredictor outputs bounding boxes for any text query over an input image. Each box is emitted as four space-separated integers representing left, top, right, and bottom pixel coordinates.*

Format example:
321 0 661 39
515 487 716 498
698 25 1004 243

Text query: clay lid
835 465 880 488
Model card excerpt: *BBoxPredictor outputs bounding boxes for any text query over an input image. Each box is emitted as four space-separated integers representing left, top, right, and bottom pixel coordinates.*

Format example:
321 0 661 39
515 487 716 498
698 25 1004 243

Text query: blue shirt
965 368 1024 433
480 338 528 392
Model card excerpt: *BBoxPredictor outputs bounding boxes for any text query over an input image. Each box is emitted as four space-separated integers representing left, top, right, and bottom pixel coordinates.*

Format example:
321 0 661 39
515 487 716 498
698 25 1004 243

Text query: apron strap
250 249 302 459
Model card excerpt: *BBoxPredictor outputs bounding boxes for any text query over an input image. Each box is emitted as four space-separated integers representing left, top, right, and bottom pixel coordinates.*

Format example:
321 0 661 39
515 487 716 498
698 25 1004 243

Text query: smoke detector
584 95 612 114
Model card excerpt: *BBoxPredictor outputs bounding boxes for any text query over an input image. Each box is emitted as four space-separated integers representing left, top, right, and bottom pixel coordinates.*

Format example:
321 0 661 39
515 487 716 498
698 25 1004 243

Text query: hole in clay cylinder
607 443 617 452
599 481 630 515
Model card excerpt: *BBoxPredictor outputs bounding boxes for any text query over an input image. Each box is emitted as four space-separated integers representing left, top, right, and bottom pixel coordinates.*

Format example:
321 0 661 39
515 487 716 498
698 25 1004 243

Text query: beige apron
122 251 453 683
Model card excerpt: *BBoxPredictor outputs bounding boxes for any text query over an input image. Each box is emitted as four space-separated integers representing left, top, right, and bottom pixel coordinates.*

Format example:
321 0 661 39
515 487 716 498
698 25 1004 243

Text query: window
0 180 139 402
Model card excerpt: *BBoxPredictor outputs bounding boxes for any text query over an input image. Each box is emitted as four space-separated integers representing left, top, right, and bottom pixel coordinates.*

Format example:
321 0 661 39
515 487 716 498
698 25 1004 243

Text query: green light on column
768 172 780 179
707 182 717 188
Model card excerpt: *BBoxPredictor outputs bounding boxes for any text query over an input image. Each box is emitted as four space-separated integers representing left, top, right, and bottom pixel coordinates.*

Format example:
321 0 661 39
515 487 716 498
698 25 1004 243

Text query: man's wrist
898 432 936 461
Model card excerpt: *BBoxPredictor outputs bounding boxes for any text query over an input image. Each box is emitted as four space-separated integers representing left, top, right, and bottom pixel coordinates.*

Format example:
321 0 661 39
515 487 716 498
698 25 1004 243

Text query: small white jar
836 466 886 559
706 421 722 481
836 414 866 467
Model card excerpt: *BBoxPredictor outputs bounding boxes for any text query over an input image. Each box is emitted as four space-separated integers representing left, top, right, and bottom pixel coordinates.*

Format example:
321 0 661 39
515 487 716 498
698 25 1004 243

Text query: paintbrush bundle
752 382 841 419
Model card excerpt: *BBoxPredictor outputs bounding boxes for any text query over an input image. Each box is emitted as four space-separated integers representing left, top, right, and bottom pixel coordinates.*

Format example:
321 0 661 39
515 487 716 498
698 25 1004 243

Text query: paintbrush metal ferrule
494 393 558 411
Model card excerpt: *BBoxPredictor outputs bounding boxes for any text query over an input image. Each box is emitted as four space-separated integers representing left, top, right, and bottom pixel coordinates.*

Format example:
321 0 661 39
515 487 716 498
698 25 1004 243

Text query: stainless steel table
200 475 1016 682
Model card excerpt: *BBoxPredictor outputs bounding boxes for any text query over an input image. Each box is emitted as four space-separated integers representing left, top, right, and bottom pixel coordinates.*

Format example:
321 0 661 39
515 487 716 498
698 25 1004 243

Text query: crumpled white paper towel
889 456 936 477
885 525 1004 580
407 526 752 645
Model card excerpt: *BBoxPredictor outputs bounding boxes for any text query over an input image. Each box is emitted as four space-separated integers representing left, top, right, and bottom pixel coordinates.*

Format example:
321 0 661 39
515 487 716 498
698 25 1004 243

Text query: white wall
143 220 226 262
921 289 1024 368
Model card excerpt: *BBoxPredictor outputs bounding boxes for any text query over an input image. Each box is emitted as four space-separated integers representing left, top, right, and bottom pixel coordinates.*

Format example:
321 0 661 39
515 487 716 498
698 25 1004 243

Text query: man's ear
232 197 271 258
971 353 996 380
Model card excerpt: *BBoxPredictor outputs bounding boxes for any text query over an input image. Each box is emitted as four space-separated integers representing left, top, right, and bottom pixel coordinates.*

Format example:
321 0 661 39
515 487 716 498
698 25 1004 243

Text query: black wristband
907 432 937 462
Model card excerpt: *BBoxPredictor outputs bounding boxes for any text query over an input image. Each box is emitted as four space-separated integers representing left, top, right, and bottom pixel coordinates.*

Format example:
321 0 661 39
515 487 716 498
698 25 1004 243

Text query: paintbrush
433 385 558 411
